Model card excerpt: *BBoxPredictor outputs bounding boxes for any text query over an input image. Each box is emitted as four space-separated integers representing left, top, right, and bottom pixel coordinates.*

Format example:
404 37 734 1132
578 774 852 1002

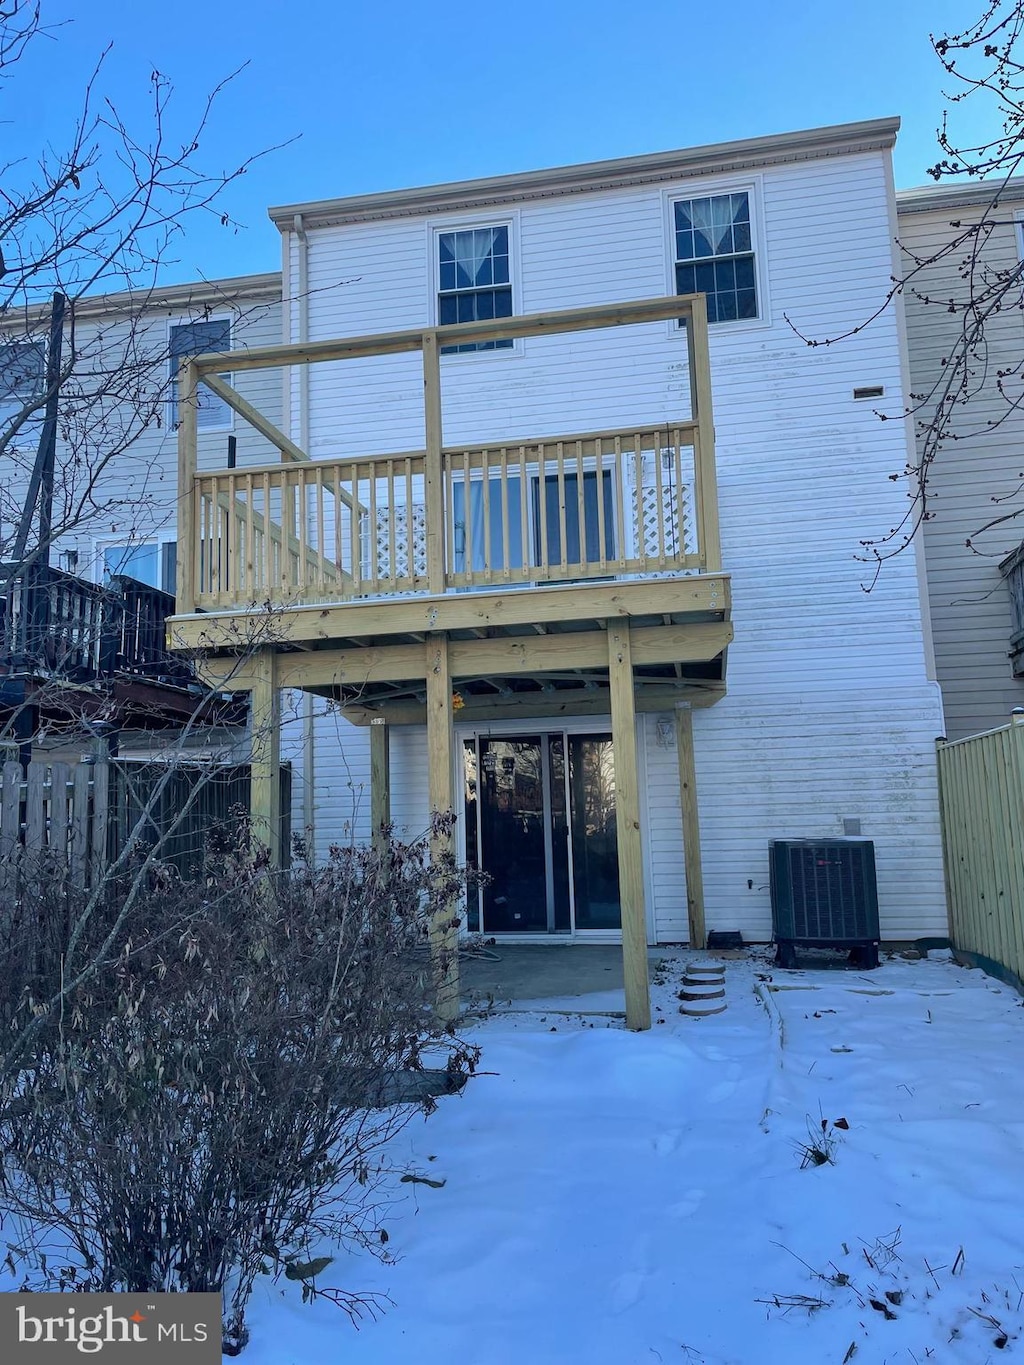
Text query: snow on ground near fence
250 951 1024 1363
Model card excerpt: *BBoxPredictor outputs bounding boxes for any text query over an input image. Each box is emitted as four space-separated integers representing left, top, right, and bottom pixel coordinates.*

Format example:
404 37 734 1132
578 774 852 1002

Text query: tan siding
898 198 1024 738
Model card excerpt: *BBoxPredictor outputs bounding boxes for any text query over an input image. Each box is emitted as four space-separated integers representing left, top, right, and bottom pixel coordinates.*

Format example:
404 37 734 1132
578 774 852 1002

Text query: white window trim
661 174 770 337
166 314 235 433
426 210 523 360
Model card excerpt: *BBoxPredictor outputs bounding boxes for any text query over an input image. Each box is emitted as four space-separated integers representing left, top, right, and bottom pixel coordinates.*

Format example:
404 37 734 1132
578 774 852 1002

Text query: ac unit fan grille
770 839 879 946
788 845 870 939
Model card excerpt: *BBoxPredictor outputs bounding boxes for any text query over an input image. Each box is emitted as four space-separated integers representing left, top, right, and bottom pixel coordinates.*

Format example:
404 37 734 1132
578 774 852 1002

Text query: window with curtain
437 225 513 354
168 319 232 428
673 191 758 323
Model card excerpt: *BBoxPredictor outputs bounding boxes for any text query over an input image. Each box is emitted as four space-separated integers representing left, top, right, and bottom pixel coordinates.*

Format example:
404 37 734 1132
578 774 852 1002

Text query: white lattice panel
360 502 427 582
627 451 696 559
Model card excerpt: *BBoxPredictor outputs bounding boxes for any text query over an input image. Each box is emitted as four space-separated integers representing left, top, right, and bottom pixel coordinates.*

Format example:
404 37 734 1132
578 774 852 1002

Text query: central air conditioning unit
769 839 880 969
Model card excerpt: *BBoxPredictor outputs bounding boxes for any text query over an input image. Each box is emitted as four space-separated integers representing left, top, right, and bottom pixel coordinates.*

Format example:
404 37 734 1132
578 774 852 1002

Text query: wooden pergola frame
171 293 727 1031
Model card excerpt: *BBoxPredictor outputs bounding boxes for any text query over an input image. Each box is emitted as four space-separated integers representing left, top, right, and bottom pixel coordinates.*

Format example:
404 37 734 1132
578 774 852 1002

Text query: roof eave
270 117 901 231
66 271 283 321
896 178 1024 214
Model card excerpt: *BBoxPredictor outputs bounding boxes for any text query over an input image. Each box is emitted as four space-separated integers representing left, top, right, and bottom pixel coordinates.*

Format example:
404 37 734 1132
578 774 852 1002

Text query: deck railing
0 564 184 680
190 423 705 610
176 293 721 616
110 576 190 679
1 563 114 676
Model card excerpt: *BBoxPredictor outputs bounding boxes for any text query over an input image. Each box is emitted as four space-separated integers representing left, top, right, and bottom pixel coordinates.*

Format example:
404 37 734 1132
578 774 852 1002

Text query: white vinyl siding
288 146 946 941
11 296 284 589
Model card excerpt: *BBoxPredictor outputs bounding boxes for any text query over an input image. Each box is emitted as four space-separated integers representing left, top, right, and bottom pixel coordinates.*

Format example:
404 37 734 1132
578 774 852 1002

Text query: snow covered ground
246 951 1024 1365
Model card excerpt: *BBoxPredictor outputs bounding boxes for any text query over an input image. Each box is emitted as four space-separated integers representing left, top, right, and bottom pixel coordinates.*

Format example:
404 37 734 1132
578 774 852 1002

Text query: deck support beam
249 646 281 865
425 634 459 1021
369 718 390 848
675 704 707 949
607 623 651 1031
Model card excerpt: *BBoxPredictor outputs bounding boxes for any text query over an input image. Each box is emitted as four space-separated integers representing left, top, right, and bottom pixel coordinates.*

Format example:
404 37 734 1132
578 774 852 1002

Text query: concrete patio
459 943 673 1010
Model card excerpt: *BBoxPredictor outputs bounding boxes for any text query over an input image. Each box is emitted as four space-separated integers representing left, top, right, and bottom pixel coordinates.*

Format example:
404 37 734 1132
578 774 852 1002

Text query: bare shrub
0 818 478 1354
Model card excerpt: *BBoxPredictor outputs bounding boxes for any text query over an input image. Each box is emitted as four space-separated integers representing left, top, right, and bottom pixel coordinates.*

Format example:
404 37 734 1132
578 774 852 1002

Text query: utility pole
11 290 67 567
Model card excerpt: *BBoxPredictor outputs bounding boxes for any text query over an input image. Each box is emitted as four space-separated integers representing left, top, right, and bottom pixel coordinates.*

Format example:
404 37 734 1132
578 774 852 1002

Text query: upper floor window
438 225 513 354
168 319 232 428
673 192 757 323
0 339 46 429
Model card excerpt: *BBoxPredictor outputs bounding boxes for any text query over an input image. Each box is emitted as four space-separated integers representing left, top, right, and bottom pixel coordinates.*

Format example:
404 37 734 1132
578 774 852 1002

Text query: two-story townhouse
167 116 949 1026
897 179 1024 739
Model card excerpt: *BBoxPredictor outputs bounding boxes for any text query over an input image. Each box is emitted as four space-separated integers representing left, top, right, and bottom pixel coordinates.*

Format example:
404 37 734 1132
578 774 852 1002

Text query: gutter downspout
293 212 317 861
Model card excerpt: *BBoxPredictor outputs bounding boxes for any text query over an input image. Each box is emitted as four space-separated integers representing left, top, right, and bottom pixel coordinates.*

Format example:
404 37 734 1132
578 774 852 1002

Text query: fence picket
0 761 22 859
0 760 23 896
48 762 71 861
70 763 92 887
89 760 109 889
24 763 47 852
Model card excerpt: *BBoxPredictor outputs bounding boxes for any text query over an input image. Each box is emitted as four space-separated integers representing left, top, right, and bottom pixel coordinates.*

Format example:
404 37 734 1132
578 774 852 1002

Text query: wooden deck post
425 633 460 1020
607 623 651 1030
422 331 445 596
686 294 722 574
369 717 390 848
249 647 281 865
176 360 199 613
675 704 707 949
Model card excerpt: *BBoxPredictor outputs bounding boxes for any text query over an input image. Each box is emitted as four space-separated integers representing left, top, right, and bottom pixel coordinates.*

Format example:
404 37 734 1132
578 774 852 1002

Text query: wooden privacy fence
0 759 109 890
937 718 1024 987
0 759 292 891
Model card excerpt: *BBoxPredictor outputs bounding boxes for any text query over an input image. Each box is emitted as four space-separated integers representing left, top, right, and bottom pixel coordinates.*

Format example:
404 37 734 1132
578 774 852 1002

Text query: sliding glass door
463 731 620 935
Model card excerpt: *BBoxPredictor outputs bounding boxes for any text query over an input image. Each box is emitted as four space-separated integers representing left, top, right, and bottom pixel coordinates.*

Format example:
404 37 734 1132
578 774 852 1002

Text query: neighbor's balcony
171 294 723 642
1 563 186 681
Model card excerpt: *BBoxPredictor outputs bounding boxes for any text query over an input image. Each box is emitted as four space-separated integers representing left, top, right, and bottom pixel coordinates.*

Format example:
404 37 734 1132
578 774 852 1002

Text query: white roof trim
270 118 901 230
896 178 1024 214
69 272 282 321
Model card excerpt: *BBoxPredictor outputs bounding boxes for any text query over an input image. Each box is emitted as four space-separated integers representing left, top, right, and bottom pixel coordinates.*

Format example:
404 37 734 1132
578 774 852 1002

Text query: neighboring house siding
286 145 947 942
898 191 1024 739
2 283 284 780
3 289 283 581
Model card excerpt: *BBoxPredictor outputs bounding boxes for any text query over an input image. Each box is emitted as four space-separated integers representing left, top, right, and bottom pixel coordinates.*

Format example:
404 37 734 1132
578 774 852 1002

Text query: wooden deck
167 293 730 1031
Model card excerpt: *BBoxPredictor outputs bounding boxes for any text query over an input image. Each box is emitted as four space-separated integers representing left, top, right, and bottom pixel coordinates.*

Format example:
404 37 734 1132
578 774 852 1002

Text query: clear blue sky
14 0 989 285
